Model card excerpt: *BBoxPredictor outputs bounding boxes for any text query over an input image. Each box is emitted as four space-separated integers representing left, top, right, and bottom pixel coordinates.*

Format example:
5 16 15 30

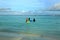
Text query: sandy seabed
0 32 59 40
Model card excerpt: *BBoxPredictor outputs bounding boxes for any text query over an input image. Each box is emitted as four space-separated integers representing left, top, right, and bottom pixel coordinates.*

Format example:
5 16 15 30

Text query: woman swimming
26 18 30 23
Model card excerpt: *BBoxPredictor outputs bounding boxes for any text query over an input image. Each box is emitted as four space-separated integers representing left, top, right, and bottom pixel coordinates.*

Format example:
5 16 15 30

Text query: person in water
26 18 30 23
26 18 28 22
33 18 35 22
29 18 32 22
29 18 30 21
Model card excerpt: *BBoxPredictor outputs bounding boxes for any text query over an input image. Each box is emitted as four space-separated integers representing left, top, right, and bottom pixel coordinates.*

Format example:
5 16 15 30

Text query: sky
0 0 60 11
0 0 44 11
0 0 60 15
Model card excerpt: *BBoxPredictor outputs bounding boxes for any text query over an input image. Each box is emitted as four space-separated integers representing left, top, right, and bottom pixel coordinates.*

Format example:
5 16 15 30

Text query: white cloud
49 3 60 10
53 3 60 9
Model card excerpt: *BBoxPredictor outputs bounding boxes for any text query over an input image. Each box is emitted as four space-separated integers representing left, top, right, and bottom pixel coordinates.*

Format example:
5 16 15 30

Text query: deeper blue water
0 15 60 40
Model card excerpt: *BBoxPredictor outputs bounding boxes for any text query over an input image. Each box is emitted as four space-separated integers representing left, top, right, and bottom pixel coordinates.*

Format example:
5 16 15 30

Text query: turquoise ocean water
0 15 60 40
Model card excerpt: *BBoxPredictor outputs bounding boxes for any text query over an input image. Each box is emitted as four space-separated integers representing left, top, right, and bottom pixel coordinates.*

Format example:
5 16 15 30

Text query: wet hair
33 18 35 22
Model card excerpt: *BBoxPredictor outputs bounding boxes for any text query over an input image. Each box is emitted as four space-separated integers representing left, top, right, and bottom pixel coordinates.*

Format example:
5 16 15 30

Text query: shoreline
0 32 59 40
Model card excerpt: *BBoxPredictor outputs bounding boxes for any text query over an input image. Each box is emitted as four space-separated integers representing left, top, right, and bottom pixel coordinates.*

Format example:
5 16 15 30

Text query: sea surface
0 15 60 40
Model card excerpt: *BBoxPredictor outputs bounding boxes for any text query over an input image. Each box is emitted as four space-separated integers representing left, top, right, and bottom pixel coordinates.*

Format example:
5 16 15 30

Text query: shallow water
0 15 60 40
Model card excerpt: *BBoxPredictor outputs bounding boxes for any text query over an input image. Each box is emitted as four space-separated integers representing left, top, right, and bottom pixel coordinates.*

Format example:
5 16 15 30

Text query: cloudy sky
0 0 60 11
0 0 60 15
